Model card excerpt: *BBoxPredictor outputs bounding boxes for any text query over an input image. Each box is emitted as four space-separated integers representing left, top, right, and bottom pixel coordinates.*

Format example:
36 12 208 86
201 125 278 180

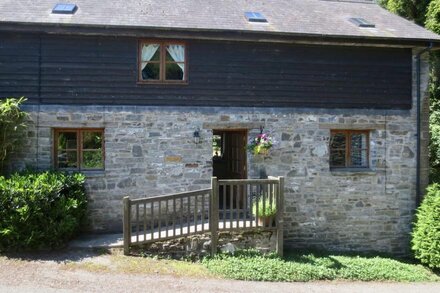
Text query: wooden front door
212 130 247 210
226 131 247 179
212 130 247 180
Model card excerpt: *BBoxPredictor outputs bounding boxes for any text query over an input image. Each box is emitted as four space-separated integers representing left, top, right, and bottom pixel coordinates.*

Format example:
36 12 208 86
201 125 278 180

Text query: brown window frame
53 128 105 171
137 40 188 84
330 130 370 169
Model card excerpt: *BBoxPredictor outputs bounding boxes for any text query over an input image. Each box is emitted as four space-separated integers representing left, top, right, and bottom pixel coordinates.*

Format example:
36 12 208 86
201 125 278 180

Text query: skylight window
349 18 375 28
245 12 268 23
52 3 78 14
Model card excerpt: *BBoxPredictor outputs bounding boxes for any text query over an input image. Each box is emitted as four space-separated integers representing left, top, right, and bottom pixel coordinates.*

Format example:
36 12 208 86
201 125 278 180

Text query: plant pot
254 148 270 156
257 216 275 227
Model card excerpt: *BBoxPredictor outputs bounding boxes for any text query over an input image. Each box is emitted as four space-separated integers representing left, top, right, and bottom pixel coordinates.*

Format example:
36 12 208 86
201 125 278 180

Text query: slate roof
0 0 439 43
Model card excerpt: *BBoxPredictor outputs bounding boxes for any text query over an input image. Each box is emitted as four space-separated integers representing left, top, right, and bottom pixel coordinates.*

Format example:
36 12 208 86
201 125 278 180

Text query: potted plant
252 197 277 227
247 132 273 156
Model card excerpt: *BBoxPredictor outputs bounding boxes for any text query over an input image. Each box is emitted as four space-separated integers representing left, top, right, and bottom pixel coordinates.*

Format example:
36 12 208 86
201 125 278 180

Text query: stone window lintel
202 122 263 130
319 123 385 130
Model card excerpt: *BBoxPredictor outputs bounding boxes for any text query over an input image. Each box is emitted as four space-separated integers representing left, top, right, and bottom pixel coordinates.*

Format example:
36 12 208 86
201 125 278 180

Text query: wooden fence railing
123 176 284 256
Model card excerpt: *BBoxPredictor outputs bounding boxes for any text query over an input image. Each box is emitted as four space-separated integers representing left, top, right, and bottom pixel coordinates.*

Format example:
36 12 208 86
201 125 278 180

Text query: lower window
54 129 104 170
330 130 369 169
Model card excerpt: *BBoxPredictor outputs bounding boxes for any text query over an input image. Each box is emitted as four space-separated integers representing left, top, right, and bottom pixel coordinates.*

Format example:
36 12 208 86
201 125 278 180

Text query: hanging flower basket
247 132 273 155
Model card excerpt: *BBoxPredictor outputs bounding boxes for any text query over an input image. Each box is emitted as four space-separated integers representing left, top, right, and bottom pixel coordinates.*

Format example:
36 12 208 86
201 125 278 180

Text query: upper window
54 129 104 170
330 130 369 169
138 41 187 83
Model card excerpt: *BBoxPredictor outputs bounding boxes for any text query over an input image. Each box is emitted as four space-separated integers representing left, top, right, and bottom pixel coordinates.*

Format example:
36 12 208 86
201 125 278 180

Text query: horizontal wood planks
0 32 412 109
0 33 40 100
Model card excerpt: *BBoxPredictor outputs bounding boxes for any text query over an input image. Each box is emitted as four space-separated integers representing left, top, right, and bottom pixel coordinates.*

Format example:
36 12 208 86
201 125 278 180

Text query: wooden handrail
129 188 211 204
123 176 284 256
218 179 279 184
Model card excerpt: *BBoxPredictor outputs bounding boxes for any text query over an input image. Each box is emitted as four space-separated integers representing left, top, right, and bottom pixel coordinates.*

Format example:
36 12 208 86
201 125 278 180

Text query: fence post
210 177 219 256
123 196 131 256
276 177 284 257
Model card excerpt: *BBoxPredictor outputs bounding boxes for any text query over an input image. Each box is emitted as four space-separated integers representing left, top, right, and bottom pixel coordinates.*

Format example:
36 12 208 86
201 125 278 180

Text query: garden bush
0 97 28 174
202 250 439 282
0 171 87 251
412 184 440 269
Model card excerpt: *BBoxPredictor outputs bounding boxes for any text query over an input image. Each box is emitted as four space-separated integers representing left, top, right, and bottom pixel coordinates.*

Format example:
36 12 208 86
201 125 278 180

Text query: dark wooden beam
0 21 438 48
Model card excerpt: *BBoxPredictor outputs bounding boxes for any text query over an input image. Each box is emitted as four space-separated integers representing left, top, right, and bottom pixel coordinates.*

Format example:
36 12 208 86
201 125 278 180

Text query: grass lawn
201 250 440 282
30 248 439 282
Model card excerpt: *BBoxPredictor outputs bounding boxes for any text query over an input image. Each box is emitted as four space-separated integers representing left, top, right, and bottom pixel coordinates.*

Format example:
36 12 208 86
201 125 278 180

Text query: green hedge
0 171 87 251
0 97 28 174
412 184 440 269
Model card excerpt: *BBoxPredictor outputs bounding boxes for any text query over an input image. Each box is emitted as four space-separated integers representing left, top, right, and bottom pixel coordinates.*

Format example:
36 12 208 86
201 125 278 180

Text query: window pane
141 63 160 80
82 150 104 169
213 134 222 157
351 149 368 167
351 133 367 150
166 45 185 62
57 132 77 150
330 150 346 167
141 44 160 62
57 132 77 169
83 131 103 149
330 133 346 150
165 63 184 80
350 133 368 167
330 132 346 167
57 150 78 168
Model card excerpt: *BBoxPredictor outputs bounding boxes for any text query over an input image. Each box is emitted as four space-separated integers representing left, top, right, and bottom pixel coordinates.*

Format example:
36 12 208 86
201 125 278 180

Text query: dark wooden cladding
0 33 40 100
0 32 412 109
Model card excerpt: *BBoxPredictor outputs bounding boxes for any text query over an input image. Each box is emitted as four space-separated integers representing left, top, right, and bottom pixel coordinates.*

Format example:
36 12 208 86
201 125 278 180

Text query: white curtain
166 45 185 75
141 44 160 70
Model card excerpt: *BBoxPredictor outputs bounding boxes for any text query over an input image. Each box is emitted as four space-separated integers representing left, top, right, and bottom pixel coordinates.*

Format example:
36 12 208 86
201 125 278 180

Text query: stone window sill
330 168 376 176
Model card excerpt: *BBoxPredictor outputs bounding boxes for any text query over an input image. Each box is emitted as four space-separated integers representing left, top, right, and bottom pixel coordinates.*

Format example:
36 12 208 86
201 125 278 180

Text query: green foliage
202 250 439 282
426 1 440 181
377 0 390 7
252 197 277 218
0 97 28 174
0 171 87 251
429 59 440 182
412 184 440 268
382 0 430 25
426 0 440 34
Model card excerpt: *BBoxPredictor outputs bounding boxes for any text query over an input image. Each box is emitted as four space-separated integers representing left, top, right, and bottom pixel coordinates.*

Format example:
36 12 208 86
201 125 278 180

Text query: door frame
212 128 248 180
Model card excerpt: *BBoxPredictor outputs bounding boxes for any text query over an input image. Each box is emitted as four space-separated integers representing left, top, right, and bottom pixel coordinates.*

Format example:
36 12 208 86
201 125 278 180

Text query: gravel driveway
0 250 439 293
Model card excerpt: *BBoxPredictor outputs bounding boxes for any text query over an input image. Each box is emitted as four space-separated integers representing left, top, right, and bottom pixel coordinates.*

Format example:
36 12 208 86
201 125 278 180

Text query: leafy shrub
412 184 440 268
426 0 440 34
0 171 87 251
252 197 276 218
379 0 430 26
202 250 439 282
0 97 28 174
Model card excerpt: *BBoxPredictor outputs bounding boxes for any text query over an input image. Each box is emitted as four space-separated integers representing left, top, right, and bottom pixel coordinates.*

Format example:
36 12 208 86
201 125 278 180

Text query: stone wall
132 230 277 259
10 50 430 255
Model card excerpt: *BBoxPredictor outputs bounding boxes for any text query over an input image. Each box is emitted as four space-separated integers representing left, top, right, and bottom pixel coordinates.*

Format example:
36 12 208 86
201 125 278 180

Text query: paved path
1 250 439 293
68 233 124 248
1 268 440 293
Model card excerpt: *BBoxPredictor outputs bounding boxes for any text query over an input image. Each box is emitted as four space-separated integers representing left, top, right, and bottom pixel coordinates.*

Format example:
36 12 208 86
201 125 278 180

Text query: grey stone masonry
11 49 430 255
132 230 276 259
